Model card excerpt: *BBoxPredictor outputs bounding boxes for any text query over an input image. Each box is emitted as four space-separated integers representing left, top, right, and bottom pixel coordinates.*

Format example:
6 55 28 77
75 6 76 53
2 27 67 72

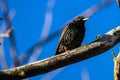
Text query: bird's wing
55 25 69 54
59 26 69 43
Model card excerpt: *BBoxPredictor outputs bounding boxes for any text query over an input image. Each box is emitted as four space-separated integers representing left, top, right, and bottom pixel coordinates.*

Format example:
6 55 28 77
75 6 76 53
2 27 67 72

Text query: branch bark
0 26 120 80
114 51 120 80
0 27 13 38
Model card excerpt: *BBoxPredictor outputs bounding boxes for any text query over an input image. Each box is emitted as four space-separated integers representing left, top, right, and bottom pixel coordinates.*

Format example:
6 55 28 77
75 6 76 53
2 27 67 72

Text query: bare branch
0 26 120 80
0 9 16 69
113 51 120 80
0 27 13 38
1 0 20 67
81 0 114 17
28 0 56 62
117 0 120 7
19 28 62 64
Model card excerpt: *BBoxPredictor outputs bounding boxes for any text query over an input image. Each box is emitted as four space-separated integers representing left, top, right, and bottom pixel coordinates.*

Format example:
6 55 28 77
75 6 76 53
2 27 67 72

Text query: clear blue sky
0 0 120 80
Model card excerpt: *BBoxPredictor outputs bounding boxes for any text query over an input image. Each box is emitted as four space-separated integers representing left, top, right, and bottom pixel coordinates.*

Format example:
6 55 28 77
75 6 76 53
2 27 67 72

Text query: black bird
55 16 89 55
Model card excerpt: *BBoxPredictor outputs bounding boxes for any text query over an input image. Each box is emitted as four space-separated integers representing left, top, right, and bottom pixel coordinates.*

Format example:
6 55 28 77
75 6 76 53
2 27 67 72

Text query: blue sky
0 0 120 80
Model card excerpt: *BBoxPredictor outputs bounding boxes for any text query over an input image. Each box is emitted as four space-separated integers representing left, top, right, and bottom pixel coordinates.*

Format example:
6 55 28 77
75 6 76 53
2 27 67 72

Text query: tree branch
0 27 13 38
117 0 120 7
1 0 20 67
113 51 120 80
0 26 120 80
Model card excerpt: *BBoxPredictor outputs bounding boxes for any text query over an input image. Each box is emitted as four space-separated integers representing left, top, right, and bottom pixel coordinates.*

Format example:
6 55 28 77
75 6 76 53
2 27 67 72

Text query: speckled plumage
55 16 88 55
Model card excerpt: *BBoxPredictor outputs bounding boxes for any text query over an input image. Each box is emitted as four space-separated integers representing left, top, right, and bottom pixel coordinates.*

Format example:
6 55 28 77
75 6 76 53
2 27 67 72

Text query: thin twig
81 0 114 17
0 27 13 38
113 51 120 80
117 0 120 7
0 40 8 69
28 0 56 63
0 9 16 69
1 0 20 67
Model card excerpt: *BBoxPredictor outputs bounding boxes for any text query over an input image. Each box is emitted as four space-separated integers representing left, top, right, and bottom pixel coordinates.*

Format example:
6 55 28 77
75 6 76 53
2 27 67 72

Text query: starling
55 16 89 55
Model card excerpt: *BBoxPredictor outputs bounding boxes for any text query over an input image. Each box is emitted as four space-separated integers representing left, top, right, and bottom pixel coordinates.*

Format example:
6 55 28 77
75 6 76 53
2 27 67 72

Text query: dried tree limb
0 27 13 38
0 9 16 69
113 51 120 80
117 0 120 7
81 0 114 17
0 26 120 80
1 0 20 67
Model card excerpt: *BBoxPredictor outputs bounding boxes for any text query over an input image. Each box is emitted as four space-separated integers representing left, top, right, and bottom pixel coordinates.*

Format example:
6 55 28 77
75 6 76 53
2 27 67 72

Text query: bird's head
73 16 89 23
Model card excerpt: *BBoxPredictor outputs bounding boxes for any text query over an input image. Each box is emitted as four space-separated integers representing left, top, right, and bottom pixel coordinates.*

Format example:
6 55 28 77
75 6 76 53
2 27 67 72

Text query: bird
55 16 89 55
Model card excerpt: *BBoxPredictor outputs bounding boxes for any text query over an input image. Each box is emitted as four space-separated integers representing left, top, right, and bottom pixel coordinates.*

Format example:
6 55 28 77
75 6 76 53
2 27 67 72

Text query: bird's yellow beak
83 18 89 21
